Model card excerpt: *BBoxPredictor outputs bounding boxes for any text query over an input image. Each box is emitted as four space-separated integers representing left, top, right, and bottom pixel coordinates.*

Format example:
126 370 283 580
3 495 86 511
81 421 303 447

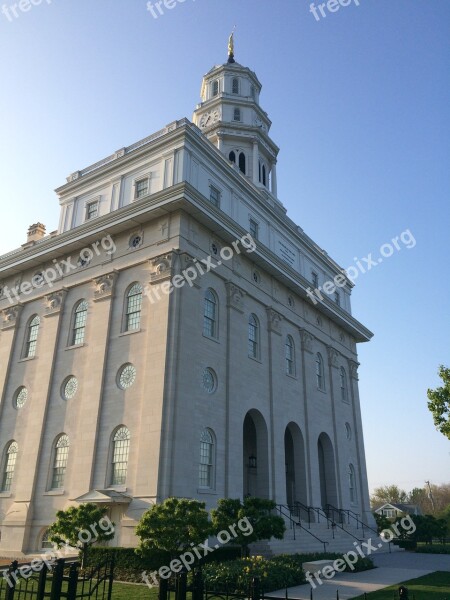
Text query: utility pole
425 480 436 512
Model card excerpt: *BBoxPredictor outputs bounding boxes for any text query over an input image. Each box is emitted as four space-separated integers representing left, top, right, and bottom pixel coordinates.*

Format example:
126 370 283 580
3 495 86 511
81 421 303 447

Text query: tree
370 485 408 508
427 365 450 440
373 512 391 534
136 498 212 559
396 514 448 544
48 503 115 567
211 497 285 557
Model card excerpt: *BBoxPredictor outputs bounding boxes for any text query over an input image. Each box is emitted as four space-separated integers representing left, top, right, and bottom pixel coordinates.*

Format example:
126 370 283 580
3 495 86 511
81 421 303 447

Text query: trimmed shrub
201 555 304 593
86 545 242 583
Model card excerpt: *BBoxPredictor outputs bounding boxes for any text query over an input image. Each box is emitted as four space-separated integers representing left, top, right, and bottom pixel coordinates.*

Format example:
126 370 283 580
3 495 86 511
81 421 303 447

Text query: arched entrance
318 433 338 509
284 423 308 508
243 410 269 498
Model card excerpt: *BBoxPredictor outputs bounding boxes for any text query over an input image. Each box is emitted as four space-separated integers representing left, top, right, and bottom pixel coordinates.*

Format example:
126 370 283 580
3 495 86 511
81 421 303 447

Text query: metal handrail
276 505 329 553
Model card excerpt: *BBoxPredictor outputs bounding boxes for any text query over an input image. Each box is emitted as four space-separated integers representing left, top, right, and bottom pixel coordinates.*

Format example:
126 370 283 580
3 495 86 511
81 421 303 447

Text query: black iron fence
0 557 114 600
160 571 424 600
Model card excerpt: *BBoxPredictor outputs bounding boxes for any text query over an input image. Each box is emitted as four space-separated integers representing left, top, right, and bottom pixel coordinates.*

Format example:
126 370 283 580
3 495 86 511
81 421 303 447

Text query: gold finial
227 27 236 63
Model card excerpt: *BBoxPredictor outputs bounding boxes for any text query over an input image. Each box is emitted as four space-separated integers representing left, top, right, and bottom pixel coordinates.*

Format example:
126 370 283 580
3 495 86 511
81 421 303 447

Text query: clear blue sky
0 0 449 494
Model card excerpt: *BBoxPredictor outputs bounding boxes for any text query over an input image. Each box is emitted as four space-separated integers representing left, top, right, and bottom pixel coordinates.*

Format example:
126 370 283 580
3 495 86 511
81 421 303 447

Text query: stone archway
243 410 269 498
318 432 338 509
284 422 308 508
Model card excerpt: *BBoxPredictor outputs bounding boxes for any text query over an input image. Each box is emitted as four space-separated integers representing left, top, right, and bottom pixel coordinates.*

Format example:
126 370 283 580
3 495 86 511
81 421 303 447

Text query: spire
227 28 236 64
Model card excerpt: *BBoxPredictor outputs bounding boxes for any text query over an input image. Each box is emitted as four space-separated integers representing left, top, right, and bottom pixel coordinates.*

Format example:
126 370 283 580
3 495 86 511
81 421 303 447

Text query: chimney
27 223 46 244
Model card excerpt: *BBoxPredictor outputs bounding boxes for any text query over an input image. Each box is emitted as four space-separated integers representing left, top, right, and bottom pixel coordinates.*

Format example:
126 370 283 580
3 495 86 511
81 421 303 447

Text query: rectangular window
249 219 259 240
311 271 319 288
135 178 149 200
334 292 340 306
232 78 239 94
86 201 98 221
209 186 220 208
199 442 213 487
212 80 219 97
233 108 241 122
51 446 69 489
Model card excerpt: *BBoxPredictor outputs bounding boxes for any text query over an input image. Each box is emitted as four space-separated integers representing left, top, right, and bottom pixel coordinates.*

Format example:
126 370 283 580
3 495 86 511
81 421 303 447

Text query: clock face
200 110 220 129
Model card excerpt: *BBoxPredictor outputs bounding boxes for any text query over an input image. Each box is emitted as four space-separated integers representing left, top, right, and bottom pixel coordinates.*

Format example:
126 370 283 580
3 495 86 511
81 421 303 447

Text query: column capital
299 328 314 353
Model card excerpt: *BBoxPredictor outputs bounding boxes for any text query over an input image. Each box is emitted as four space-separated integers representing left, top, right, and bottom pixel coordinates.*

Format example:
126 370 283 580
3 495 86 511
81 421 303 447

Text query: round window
62 377 78 400
202 368 217 394
14 386 28 409
118 364 137 390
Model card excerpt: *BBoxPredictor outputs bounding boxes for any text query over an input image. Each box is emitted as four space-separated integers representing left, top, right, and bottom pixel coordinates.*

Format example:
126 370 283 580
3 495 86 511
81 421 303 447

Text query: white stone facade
0 57 374 555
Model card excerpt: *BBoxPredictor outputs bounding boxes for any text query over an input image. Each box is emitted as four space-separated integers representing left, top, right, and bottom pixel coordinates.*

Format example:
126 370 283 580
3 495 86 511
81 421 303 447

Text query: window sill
317 387 327 394
119 329 142 337
65 343 85 351
248 355 262 364
106 485 127 493
44 490 65 496
286 373 297 380
197 488 217 495
0 492 12 498
202 334 220 344
18 356 36 363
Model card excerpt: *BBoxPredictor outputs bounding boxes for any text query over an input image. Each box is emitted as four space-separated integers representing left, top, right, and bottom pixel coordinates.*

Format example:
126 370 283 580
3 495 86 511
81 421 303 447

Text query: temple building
0 41 375 555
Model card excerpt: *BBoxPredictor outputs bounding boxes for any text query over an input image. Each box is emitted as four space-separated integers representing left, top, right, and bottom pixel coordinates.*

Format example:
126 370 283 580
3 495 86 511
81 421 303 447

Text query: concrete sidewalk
270 551 450 599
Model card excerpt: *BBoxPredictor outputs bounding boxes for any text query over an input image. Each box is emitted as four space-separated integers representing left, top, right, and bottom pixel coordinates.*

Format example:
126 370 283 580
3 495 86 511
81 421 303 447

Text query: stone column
299 328 314 506
326 346 343 509
252 139 259 185
271 163 278 197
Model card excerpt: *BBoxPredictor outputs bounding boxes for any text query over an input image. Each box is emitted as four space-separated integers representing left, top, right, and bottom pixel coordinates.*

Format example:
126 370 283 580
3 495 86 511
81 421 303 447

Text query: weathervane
227 26 236 63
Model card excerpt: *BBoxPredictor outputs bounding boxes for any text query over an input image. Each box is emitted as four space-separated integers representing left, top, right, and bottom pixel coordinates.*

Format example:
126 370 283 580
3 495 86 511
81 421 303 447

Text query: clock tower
193 37 280 198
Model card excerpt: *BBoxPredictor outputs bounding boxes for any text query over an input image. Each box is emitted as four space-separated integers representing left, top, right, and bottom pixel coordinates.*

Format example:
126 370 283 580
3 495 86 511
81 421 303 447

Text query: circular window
129 234 142 249
62 377 78 400
118 364 137 390
33 272 44 286
210 242 220 256
202 368 217 394
346 423 352 440
14 386 28 409
78 256 91 268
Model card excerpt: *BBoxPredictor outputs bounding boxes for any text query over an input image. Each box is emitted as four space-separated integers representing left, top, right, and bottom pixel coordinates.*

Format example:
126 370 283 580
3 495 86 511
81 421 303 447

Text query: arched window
262 164 267 187
71 300 88 345
199 429 214 488
285 336 295 376
125 283 143 331
51 435 69 490
232 77 239 94
24 315 40 358
349 464 357 503
203 289 218 339
229 151 236 164
40 529 55 550
111 427 131 486
1 442 18 492
248 314 260 359
316 353 325 390
340 367 348 402
238 152 246 174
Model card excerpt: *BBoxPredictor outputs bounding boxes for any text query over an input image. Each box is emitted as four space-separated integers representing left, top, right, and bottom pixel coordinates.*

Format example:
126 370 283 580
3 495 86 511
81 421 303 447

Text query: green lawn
353 572 450 599
111 582 192 600
111 581 157 599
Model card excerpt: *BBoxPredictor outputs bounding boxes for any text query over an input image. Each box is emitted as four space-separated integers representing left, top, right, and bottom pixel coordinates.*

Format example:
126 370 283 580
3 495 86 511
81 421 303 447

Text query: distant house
375 503 423 519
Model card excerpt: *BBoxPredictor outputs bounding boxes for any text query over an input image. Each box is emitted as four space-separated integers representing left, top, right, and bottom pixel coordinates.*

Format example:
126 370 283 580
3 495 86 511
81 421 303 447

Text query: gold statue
228 32 234 57
227 27 236 63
